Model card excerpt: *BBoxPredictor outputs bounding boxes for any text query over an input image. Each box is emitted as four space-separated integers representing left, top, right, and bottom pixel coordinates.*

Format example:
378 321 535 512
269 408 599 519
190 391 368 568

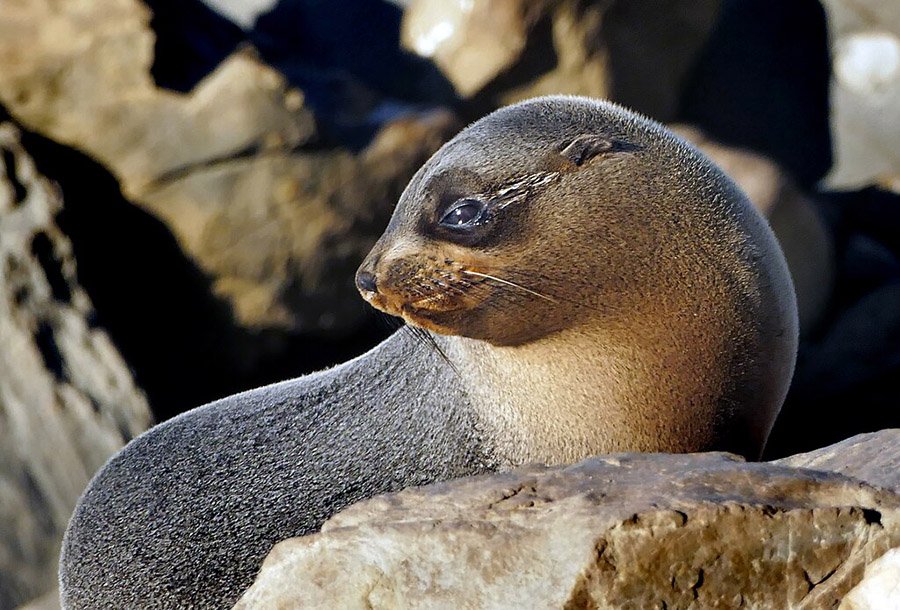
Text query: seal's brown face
356 99 648 346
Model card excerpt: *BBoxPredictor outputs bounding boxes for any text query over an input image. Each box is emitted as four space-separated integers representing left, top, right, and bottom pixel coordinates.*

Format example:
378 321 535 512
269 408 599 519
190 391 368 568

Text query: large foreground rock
775 430 900 494
0 124 151 608
237 438 900 609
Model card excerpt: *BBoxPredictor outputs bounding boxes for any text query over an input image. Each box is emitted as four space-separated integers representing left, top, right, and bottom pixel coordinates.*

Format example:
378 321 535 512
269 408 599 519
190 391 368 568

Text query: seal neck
438 294 741 466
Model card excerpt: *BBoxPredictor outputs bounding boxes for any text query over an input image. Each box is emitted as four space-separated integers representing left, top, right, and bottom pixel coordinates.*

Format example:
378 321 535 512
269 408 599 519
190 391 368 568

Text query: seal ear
558 134 614 166
558 134 639 167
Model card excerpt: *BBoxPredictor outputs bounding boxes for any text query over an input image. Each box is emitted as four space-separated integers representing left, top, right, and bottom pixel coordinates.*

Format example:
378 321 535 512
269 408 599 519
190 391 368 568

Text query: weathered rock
0 0 456 334
839 547 900 610
0 124 151 609
236 451 900 608
673 125 834 334
200 0 277 29
137 108 460 331
820 0 900 193
401 0 720 120
775 430 900 494
15 588 60 610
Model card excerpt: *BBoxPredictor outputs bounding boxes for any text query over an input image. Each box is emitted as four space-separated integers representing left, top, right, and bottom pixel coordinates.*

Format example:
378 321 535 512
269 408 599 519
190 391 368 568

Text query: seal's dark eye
439 198 487 229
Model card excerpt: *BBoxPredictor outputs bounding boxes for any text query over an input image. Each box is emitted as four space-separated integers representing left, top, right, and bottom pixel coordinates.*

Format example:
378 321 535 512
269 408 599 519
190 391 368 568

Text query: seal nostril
356 270 378 293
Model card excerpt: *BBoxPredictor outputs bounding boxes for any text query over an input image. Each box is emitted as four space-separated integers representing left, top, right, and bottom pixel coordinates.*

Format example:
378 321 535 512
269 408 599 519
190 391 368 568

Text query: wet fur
60 96 797 608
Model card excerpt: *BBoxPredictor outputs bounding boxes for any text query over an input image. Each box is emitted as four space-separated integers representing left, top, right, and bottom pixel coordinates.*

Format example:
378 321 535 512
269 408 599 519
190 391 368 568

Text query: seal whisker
461 270 558 303
404 324 460 378
498 268 611 313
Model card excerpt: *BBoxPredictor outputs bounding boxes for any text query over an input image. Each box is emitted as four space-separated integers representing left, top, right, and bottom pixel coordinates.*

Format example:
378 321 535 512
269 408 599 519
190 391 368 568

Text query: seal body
60 96 797 608
61 332 494 607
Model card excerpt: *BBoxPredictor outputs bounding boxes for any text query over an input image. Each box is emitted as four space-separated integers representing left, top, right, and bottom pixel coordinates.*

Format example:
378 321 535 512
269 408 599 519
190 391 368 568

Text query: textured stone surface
820 0 900 192
775 430 900 494
839 547 900 610
674 125 834 334
0 0 456 334
237 451 900 608
0 124 151 609
401 0 720 120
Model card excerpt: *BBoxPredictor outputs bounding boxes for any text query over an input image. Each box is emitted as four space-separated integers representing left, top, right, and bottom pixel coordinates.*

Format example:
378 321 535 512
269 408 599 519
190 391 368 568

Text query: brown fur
358 96 798 460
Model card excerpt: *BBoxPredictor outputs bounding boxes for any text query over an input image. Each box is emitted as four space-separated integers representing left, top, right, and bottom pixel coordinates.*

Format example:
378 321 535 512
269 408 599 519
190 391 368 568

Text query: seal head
357 96 798 458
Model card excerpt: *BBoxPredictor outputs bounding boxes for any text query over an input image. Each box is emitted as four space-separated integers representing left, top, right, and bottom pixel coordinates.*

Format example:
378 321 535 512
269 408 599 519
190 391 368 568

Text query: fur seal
60 96 798 608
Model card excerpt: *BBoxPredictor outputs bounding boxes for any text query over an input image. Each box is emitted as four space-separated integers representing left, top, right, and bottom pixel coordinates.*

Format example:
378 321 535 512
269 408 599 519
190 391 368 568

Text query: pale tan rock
673 125 835 334
775 430 900 494
0 0 312 198
15 587 60 610
840 547 900 610
0 124 151 609
820 0 900 193
401 0 720 121
0 0 455 333
236 452 900 609
402 0 535 97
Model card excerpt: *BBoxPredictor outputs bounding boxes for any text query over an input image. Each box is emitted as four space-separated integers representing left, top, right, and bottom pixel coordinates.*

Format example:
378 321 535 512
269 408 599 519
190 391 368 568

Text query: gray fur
60 331 495 608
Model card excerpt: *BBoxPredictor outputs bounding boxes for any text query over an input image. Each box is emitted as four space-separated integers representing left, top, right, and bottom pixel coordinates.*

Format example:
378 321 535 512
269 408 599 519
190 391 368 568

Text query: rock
401 0 720 120
774 430 900 494
0 124 151 609
0 0 456 335
251 0 456 148
673 125 834 334
840 547 900 610
236 451 900 608
200 0 277 29
137 108 460 332
820 0 900 193
15 588 60 610
401 0 534 97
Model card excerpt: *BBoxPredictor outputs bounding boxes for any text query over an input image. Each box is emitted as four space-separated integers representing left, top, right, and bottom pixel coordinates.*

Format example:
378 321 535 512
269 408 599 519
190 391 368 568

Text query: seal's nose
356 270 378 294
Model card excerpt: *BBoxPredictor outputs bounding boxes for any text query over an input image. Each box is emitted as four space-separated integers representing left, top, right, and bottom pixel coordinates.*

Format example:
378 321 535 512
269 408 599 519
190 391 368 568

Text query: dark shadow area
251 0 458 148
144 0 458 149
145 0 247 92
12 117 392 422
679 0 832 187
765 188 900 457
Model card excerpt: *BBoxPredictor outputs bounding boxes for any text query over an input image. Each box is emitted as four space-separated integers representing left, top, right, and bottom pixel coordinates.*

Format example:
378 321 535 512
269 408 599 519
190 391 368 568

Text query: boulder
236 446 900 608
0 0 456 334
0 124 151 609
820 0 900 193
401 0 720 120
774 430 900 494
840 547 900 610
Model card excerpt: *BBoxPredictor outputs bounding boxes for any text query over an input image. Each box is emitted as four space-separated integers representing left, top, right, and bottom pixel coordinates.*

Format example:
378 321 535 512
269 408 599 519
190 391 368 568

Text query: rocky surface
775 430 900 494
0 124 151 609
401 0 720 121
0 0 456 335
839 547 900 610
237 445 900 608
820 0 900 193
